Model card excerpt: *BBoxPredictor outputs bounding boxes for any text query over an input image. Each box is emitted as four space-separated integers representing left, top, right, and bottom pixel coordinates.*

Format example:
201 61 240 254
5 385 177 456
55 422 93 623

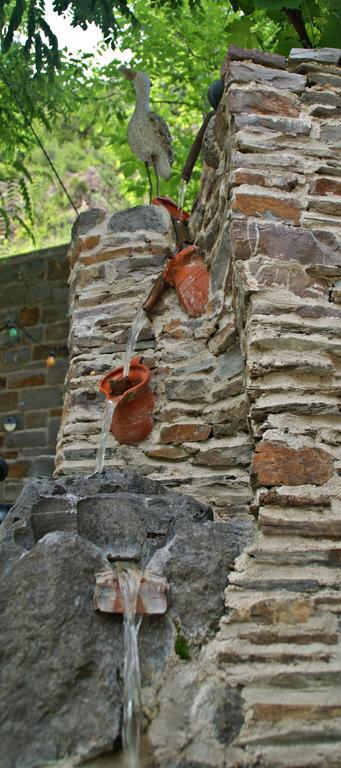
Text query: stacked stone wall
56 206 253 520
56 44 341 766
0 245 69 503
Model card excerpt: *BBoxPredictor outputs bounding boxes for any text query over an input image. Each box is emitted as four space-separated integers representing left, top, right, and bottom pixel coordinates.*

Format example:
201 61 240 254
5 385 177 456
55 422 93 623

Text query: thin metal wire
0 318 68 354
0 64 79 215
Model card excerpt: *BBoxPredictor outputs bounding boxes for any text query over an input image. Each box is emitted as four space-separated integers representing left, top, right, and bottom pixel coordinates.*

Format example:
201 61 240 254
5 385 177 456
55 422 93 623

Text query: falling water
177 178 188 212
95 399 116 474
123 305 146 377
118 567 143 768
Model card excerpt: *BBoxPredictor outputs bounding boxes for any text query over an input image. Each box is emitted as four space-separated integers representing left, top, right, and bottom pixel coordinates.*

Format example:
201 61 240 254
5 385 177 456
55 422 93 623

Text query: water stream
177 178 188 212
95 399 116 474
118 567 143 768
123 306 146 377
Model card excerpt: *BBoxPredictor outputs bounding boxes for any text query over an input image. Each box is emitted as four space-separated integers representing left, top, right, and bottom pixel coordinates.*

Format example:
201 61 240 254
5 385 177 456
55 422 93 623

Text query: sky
44 0 132 63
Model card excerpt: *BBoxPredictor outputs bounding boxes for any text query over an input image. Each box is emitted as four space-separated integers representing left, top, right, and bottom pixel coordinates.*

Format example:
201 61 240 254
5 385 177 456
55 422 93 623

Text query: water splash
95 399 116 474
177 178 188 212
118 567 143 768
123 305 146 377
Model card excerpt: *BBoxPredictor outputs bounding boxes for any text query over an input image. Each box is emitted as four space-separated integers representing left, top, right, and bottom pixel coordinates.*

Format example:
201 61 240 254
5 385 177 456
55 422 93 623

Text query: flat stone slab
0 469 254 767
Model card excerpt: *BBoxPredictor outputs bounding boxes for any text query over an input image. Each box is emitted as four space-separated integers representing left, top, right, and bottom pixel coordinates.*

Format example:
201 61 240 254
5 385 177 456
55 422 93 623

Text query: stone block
160 424 212 444
251 441 334 487
165 377 209 402
47 258 69 280
25 412 48 429
234 114 311 135
8 460 31 478
308 196 341 216
108 205 172 236
228 84 300 117
0 391 18 412
31 456 55 476
309 177 341 196
22 258 46 280
40 305 66 323
45 320 69 342
226 61 306 91
231 188 302 225
225 45 286 71
8 372 46 389
235 253 328 300
51 286 69 305
288 47 341 67
19 386 62 411
193 441 252 468
26 282 51 303
71 208 106 238
6 429 47 449
19 307 40 326
145 445 192 461
231 220 341 269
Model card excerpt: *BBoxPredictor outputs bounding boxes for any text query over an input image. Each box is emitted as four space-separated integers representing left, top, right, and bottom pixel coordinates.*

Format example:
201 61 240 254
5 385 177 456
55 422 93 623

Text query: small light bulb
46 353 56 368
8 324 19 340
3 416 18 432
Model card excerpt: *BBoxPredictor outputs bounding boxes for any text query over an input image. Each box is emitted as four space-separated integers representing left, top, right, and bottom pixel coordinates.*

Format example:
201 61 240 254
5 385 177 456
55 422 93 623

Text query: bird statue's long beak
120 66 136 81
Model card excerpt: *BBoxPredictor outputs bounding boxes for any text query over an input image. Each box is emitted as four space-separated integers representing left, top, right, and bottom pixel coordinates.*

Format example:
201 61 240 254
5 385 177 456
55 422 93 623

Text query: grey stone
0 470 254 767
202 117 220 169
71 208 106 238
108 205 172 235
0 532 122 768
165 377 209 402
6 428 47 449
215 345 244 381
227 60 306 91
288 47 341 67
20 386 63 410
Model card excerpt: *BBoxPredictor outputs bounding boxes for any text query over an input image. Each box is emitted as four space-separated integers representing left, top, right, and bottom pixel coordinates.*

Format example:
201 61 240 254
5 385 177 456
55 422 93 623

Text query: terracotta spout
142 274 167 316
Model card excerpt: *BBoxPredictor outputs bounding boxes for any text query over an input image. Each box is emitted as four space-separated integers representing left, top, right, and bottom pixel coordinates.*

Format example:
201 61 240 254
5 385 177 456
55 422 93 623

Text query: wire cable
0 63 79 215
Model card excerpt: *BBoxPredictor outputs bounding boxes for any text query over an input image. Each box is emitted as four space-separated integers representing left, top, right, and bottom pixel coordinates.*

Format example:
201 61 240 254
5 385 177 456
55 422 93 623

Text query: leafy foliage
0 0 339 254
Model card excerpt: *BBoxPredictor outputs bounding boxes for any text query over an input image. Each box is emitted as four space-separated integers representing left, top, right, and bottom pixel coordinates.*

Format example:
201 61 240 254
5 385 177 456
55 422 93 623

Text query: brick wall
0 244 69 503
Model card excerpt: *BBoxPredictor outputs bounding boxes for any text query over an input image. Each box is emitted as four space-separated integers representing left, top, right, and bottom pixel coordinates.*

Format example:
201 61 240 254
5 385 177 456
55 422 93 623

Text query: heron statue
121 68 173 203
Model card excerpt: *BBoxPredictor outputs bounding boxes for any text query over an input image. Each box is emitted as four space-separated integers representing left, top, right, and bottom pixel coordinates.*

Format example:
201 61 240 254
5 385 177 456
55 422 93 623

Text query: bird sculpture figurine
121 67 173 203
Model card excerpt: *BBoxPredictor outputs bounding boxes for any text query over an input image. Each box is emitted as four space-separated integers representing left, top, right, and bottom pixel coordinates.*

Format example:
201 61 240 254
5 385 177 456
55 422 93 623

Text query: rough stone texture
52 44 341 768
0 245 69 504
0 470 254 767
55 203 251 520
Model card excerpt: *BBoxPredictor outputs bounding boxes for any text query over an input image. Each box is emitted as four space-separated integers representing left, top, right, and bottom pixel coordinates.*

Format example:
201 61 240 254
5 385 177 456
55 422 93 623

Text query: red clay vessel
163 245 210 318
99 356 155 445
152 195 190 222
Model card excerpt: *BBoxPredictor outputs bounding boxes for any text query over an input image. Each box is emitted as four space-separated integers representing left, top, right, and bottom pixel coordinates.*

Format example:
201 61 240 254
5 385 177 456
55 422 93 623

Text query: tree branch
283 7 312 48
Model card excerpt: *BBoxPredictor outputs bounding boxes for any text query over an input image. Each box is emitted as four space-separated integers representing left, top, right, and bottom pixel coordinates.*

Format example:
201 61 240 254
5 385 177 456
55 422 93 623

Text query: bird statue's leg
145 162 153 204
152 155 160 197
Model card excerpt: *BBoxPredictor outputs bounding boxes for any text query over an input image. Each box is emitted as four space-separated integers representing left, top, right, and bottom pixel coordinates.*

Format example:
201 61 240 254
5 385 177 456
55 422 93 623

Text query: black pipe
180 110 215 184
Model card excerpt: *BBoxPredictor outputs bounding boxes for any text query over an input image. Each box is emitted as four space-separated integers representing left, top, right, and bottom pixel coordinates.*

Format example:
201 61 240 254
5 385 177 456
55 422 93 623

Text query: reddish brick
145 446 190 461
8 373 46 389
160 424 212 444
8 460 31 478
309 177 341 197
252 442 333 487
19 306 40 326
0 391 18 412
232 191 301 225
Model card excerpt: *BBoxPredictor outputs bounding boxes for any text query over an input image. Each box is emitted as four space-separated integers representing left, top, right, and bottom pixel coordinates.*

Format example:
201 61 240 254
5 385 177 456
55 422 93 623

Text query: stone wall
56 44 341 766
55 202 253 522
0 245 69 503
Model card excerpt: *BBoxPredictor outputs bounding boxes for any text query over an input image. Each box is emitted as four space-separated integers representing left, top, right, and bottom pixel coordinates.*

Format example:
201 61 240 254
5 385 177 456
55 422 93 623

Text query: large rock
0 470 254 767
